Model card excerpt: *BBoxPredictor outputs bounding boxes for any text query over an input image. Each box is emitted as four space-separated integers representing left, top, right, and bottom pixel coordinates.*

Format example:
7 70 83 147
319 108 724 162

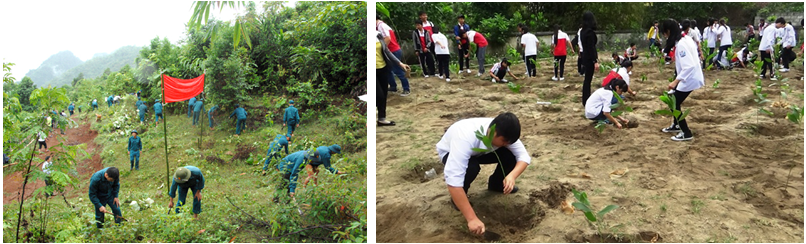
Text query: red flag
162 74 204 103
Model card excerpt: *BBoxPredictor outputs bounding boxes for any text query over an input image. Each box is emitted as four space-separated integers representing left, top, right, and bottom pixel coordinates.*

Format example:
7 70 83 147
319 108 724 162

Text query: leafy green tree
71 72 84 87
17 77 37 111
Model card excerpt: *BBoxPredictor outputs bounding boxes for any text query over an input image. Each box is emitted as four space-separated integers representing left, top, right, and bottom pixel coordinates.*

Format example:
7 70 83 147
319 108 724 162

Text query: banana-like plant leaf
597 205 619 217
572 202 593 213
611 111 623 117
471 148 489 153
679 109 691 121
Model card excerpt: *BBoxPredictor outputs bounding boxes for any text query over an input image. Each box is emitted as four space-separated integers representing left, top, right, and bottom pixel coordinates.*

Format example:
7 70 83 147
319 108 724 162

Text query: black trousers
760 51 773 77
38 141 47 149
525 55 537 77
581 60 595 106
436 54 451 79
577 52 584 75
554 55 567 78
672 90 693 137
376 66 391 120
457 43 470 71
442 147 518 194
782 47 795 69
417 51 435 76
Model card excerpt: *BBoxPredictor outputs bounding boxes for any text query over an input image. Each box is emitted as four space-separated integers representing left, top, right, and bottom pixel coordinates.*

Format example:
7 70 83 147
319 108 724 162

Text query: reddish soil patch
3 117 103 204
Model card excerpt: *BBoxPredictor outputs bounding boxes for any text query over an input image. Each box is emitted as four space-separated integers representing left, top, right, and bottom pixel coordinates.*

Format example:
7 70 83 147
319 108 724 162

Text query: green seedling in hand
655 92 690 123
571 189 619 236
472 124 506 178
595 91 632 133
507 82 522 93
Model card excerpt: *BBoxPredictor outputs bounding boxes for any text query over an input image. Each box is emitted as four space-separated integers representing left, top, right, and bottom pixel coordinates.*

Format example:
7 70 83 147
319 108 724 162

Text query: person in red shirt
419 11 440 77
460 30 488 77
551 25 575 81
413 20 436 78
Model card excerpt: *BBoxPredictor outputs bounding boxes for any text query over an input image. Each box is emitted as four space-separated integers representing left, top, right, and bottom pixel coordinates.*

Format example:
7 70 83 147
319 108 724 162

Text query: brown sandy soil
376 53 805 242
4 116 104 204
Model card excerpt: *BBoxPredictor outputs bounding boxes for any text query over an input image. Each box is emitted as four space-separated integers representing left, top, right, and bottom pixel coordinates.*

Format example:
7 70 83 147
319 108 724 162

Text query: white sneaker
425 75 430 78
446 78 451 82
477 72 482 77
770 76 778 81
779 68 790 73
671 132 693 141
665 61 671 65
491 79 497 83
560 77 565 81
458 70 463 74
466 69 471 73
551 76 558 81
438 75 444 79
501 79 509 83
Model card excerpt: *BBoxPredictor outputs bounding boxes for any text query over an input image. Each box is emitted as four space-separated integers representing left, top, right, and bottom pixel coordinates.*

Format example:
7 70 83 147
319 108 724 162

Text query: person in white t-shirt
585 78 630 128
758 20 782 80
520 27 539 78
42 155 54 197
431 26 452 82
437 113 532 236
777 18 797 72
731 47 753 68
713 19 733 70
488 58 520 83
38 130 48 151
658 19 705 141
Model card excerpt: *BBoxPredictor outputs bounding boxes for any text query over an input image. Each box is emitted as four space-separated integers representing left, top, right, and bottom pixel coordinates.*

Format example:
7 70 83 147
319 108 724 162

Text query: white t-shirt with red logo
377 21 400 52
552 31 570 56
520 32 539 56
422 20 434 39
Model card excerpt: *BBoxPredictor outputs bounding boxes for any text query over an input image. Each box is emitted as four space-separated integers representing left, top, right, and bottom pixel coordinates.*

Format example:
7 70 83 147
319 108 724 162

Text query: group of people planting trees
43 90 345 228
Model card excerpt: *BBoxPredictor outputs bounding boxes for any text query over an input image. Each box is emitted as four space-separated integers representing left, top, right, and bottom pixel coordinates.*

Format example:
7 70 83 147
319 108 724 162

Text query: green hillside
47 46 141 88
24 51 83 87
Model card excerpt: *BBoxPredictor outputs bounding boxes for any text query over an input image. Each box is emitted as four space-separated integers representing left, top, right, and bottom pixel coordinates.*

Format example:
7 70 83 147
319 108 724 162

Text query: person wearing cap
68 103 75 116
193 98 205 126
275 150 315 198
263 134 290 173
128 130 142 170
229 104 248 136
135 97 144 109
154 99 164 126
304 144 345 187
208 104 219 130
168 166 205 219
138 101 148 124
88 167 121 228
188 96 197 118
283 100 301 138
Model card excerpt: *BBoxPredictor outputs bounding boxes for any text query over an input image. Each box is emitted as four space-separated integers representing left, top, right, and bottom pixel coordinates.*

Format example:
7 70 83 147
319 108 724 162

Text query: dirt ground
376 53 805 242
4 116 104 204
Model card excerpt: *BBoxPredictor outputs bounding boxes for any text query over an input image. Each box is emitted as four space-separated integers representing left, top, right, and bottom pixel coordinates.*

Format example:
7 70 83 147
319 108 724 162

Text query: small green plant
752 79 772 123
712 79 721 89
571 189 619 237
472 124 505 177
787 105 804 124
690 198 705 214
507 82 522 93
595 91 633 133
660 204 667 212
655 92 690 125
640 74 647 82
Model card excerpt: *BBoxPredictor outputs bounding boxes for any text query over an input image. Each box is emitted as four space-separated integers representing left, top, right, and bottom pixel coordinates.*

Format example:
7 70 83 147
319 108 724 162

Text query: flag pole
199 73 204 150
162 73 170 196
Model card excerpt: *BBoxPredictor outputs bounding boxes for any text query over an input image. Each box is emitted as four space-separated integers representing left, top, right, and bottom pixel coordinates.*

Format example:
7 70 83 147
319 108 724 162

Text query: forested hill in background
37 46 141 88
23 51 83 87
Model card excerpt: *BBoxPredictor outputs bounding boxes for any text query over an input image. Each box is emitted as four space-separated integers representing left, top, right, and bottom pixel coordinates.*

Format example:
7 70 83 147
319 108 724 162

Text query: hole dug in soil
472 194 546 242
566 229 663 243
400 159 444 183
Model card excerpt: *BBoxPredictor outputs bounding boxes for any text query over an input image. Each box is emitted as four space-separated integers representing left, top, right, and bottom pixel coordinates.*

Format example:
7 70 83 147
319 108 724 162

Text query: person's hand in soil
630 90 637 96
618 116 629 126
503 175 516 194
468 218 485 236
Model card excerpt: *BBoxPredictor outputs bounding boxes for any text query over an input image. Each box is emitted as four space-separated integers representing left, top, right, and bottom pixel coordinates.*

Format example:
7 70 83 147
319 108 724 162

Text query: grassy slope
4 95 367 242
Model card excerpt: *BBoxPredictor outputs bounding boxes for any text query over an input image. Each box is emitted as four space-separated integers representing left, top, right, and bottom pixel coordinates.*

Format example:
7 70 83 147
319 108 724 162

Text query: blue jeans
649 39 656 56
236 118 246 135
590 95 621 123
388 50 410 91
174 186 202 214
286 122 297 137
715 45 729 68
193 111 200 125
130 151 140 170
476 46 487 74
94 198 122 228
156 113 163 122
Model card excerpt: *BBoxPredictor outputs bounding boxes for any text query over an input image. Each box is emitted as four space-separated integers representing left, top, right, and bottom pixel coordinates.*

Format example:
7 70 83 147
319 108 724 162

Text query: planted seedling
571 189 619 238
507 82 522 93
654 92 690 125
787 105 804 124
752 79 771 124
712 79 721 89
640 74 647 83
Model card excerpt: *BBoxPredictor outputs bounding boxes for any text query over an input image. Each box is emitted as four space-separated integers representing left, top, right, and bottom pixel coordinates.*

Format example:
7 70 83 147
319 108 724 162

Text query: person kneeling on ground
625 43 639 61
586 78 630 129
601 59 637 96
488 58 520 83
305 145 345 187
168 166 205 219
437 112 532 236
88 167 122 228
263 134 290 173
731 46 754 68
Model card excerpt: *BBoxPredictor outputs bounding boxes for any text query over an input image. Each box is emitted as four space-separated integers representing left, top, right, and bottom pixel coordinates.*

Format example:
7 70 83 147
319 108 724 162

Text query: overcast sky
1 1 296 81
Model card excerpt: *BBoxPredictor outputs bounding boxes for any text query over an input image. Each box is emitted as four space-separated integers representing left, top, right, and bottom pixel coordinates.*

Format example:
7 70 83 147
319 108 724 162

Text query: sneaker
501 79 509 83
491 79 497 83
661 125 681 133
579 73 584 77
466 69 471 73
446 78 451 82
559 77 565 81
671 132 693 141
425 75 430 78
551 76 558 81
759 74 766 79
770 76 778 81
438 75 444 79
458 70 463 74
400 90 411 96
779 68 789 72
665 61 671 65
477 72 482 77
